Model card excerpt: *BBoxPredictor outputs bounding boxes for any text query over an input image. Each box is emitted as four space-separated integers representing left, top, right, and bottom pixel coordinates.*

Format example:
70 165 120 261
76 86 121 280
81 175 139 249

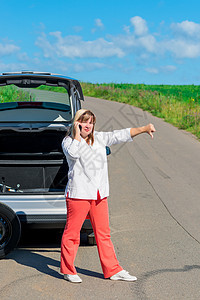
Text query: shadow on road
8 249 63 279
6 228 103 280
8 249 103 280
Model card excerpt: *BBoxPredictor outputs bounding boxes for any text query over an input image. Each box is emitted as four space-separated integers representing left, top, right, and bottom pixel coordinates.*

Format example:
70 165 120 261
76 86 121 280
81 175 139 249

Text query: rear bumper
18 213 67 228
17 213 92 230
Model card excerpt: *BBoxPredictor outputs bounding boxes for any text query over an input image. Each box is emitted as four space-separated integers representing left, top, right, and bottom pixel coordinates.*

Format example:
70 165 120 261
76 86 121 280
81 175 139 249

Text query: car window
0 84 70 106
0 84 72 123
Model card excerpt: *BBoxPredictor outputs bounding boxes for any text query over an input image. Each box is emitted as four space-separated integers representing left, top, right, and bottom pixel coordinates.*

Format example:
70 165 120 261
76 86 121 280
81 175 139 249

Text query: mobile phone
79 124 82 131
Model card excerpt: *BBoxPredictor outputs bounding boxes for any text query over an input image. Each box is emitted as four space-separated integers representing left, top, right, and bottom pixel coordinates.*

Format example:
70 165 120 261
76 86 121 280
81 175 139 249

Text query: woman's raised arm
130 123 156 139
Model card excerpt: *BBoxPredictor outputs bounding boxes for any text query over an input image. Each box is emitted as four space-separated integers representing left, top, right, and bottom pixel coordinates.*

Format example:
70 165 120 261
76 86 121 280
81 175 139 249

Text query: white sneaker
64 274 82 283
110 270 137 282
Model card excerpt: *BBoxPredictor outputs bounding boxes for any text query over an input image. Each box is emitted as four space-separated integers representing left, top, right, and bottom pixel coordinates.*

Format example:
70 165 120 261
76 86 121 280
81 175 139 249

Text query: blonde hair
72 109 96 145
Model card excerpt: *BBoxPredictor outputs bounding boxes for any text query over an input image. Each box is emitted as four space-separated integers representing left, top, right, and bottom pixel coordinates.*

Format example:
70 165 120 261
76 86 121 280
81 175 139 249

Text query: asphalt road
1 96 200 300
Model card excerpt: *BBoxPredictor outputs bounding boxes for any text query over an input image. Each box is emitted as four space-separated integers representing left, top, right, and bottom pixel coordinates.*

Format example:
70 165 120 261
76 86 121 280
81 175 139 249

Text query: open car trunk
0 129 68 194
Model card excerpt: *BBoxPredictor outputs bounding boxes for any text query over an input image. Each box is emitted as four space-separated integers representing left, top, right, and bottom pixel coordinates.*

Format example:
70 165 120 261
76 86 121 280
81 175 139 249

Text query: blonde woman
60 109 156 283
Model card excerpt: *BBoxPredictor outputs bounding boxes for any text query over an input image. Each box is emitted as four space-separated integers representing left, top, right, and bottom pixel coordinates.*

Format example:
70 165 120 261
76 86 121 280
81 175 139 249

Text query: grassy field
0 85 31 102
81 82 200 140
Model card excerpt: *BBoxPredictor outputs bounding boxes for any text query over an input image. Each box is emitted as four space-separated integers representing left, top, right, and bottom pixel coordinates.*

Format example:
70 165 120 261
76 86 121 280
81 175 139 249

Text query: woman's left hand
146 123 156 138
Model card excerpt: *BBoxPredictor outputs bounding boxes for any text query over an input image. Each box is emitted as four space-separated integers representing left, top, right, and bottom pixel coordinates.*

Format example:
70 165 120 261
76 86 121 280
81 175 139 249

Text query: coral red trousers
60 196 123 278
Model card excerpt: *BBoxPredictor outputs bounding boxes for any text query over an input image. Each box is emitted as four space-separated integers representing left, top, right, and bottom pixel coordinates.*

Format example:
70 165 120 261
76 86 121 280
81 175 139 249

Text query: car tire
0 203 21 259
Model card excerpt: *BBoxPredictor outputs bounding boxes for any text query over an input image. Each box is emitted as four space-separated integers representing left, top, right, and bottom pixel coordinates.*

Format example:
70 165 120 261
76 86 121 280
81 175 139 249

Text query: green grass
36 85 67 93
81 82 200 140
94 83 200 103
0 85 31 102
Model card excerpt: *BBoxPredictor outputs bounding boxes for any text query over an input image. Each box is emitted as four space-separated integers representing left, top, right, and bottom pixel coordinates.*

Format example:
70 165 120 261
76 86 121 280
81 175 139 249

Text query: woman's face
79 116 94 138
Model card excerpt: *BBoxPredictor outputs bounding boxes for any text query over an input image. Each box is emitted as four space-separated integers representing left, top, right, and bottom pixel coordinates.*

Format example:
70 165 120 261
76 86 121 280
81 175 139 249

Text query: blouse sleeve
97 128 133 147
62 137 81 160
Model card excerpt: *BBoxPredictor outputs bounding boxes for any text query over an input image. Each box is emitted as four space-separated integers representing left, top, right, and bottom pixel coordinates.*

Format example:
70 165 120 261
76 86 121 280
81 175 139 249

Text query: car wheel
0 203 21 259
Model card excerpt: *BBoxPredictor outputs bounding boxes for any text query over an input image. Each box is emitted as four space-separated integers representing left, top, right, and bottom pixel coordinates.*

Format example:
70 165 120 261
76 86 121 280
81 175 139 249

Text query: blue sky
1 0 200 84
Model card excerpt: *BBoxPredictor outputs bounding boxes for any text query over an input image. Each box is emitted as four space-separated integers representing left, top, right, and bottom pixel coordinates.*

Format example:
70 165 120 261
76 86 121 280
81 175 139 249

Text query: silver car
0 71 94 259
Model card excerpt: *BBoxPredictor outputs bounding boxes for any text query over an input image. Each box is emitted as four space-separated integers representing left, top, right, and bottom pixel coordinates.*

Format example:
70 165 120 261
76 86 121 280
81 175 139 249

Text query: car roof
0 71 84 100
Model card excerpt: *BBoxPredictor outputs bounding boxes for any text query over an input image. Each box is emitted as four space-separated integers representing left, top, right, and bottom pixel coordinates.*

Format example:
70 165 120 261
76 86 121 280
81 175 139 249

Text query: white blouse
62 128 133 200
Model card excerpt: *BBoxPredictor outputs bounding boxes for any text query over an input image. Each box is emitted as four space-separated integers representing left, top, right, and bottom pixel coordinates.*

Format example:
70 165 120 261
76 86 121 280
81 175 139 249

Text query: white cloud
92 18 104 33
95 18 104 29
36 16 155 62
36 31 124 58
35 32 55 58
145 65 176 74
123 25 130 34
128 18 200 59
145 67 159 74
161 65 177 72
130 16 148 36
110 33 157 55
0 61 27 71
171 20 200 38
165 39 200 58
167 20 200 58
137 35 157 52
0 43 20 56
110 17 156 55
36 57 106 74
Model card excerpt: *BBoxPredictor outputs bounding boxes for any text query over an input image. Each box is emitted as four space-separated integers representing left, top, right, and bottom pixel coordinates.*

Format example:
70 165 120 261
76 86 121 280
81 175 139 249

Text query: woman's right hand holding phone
74 122 81 141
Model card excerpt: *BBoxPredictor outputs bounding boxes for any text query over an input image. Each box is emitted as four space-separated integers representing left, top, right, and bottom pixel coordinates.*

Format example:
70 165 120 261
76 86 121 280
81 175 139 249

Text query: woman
60 109 156 283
